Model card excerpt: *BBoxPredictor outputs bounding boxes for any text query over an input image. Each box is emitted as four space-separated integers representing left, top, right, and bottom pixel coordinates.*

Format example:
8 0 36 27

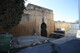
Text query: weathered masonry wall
0 3 54 37
22 3 54 37
54 21 70 30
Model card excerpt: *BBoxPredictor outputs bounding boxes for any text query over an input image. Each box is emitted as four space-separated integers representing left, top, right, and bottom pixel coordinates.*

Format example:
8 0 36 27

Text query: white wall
70 24 79 30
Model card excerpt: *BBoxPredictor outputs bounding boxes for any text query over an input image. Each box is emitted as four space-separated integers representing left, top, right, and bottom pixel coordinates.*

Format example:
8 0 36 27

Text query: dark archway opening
41 22 47 37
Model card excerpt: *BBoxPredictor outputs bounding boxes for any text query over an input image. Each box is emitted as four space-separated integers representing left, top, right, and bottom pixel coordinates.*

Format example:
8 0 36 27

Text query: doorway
41 22 47 37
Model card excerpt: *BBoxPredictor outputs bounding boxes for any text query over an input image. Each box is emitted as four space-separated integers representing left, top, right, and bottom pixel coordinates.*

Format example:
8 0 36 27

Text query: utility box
0 34 13 52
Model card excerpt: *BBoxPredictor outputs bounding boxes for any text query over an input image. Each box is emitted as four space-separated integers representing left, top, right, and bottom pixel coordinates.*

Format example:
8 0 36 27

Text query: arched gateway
41 22 47 37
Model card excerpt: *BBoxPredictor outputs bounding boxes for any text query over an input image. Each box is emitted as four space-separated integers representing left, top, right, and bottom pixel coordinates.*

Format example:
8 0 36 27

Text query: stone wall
0 3 54 37
25 3 54 36
54 21 70 30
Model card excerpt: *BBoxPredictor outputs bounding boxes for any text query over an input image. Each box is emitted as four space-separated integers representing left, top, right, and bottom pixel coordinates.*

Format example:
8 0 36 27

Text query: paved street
13 29 80 53
57 39 80 53
16 43 53 53
15 39 80 53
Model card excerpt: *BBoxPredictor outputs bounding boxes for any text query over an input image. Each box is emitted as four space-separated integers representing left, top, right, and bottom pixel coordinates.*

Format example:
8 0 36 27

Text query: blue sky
25 0 78 22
